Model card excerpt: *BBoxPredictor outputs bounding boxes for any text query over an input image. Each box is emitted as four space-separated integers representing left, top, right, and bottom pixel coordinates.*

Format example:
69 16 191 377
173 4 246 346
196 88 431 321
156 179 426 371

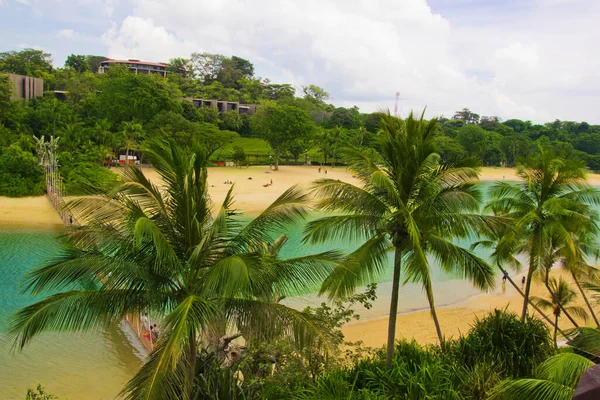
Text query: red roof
101 59 168 67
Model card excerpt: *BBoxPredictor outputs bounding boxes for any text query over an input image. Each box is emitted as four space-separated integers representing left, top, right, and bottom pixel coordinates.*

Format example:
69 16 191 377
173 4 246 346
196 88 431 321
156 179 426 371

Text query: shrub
449 309 555 378
62 162 120 195
0 144 45 197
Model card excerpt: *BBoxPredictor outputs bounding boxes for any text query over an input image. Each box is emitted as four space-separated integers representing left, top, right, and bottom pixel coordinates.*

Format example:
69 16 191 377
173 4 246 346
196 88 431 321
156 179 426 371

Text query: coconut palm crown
485 147 600 322
304 110 497 368
9 138 341 400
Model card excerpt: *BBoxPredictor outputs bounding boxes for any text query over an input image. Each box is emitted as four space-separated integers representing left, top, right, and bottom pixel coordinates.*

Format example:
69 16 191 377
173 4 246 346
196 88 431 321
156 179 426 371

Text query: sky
1 0 599 123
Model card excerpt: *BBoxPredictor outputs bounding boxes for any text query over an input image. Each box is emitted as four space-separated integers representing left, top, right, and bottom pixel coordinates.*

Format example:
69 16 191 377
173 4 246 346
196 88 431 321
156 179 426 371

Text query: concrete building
7 73 43 100
98 59 169 77
185 98 258 116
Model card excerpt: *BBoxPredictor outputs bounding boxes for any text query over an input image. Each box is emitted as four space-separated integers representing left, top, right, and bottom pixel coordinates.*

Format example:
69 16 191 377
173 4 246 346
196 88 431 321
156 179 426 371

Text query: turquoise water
0 229 141 399
0 186 497 398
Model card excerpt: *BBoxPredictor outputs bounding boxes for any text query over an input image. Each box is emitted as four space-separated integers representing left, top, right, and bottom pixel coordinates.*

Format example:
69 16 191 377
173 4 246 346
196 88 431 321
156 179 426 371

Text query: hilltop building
7 73 43 100
185 98 258 116
98 59 169 77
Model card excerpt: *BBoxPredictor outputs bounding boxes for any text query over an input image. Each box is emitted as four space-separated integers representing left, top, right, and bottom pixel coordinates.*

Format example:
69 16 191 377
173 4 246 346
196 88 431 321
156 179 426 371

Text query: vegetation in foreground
10 112 600 400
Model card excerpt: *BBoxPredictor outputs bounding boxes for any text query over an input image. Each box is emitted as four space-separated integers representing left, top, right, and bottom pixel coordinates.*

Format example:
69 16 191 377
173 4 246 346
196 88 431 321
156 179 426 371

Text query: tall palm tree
304 111 496 368
486 148 599 322
532 277 588 347
9 138 340 400
121 120 143 164
490 351 594 400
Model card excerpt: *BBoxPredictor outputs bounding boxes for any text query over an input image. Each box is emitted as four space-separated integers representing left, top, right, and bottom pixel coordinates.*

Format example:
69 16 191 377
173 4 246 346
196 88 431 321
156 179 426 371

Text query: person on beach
68 215 73 225
325 169 327 174
502 274 507 284
270 179 273 185
140 314 149 331
521 276 526 290
318 167 321 173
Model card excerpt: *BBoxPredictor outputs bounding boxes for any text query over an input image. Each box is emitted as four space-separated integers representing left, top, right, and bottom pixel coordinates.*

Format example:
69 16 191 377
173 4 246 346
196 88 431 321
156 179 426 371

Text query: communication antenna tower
394 91 400 116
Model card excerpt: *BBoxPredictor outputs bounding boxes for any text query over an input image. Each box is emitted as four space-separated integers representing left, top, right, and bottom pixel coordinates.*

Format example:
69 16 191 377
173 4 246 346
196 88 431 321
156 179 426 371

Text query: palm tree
486 148 599 322
532 277 588 347
121 120 143 164
490 351 594 400
9 138 340 400
304 111 496 368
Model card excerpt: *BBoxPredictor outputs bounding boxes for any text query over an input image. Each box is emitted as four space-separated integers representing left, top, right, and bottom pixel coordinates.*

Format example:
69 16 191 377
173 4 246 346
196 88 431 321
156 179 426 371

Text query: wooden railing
44 167 154 357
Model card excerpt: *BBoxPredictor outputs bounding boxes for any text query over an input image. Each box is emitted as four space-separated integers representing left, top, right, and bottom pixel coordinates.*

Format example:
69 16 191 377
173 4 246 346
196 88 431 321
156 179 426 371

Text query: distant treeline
1 48 599 196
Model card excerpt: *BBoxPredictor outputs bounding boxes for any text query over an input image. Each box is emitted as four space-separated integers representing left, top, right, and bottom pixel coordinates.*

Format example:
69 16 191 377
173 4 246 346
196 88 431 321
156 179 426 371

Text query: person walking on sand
325 168 327 174
140 313 149 331
521 276 526 290
270 179 272 185
318 167 321 173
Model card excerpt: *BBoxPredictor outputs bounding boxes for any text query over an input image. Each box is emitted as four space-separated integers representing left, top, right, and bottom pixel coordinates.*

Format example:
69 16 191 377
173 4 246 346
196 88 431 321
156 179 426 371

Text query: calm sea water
0 190 498 398
0 229 142 399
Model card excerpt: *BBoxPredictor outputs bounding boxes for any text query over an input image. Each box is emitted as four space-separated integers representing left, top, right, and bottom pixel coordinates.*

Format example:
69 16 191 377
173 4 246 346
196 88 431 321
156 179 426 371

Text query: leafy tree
0 48 53 76
85 55 106 73
453 108 480 125
167 57 193 77
305 111 496 368
360 112 381 133
231 145 246 167
64 54 90 72
486 148 599 321
190 52 225 83
9 138 339 400
263 82 295 101
0 73 14 123
231 56 254 77
532 278 588 346
328 107 361 129
197 122 238 157
95 65 183 125
251 103 315 170
0 143 45 197
302 85 330 111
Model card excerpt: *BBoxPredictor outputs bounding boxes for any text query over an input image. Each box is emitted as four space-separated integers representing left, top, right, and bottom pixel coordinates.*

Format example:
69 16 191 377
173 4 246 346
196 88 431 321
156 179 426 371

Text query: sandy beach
2 165 600 346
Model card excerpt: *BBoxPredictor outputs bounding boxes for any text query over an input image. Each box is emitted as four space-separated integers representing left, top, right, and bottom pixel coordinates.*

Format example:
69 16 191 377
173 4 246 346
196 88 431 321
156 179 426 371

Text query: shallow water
0 229 142 399
0 189 498 398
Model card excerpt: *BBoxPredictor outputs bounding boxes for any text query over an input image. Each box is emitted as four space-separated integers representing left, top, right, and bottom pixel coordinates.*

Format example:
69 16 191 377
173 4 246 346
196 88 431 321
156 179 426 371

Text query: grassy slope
210 136 323 163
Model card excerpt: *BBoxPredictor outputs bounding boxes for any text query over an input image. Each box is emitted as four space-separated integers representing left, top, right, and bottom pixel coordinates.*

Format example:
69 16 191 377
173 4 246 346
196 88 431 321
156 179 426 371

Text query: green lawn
210 136 326 165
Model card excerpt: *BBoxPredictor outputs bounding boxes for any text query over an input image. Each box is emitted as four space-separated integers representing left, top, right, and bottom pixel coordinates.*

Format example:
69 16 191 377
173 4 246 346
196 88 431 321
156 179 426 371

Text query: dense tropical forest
5 48 600 400
2 48 600 197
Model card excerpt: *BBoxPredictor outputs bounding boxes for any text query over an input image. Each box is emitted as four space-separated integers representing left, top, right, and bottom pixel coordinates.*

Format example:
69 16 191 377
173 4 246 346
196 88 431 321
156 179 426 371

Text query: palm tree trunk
572 272 600 328
521 235 540 322
553 314 558 349
521 267 535 322
386 247 402 369
549 286 579 328
274 149 280 171
424 280 444 345
498 264 564 335
544 272 579 328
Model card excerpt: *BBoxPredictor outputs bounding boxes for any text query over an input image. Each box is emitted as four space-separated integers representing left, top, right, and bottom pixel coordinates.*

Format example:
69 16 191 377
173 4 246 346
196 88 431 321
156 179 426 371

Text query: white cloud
88 0 600 123
57 29 76 39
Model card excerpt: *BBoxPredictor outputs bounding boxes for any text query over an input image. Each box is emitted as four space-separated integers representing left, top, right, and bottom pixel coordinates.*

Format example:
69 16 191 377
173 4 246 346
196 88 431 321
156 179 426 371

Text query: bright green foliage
231 145 246 166
61 162 120 195
0 143 45 197
450 309 555 378
305 111 497 367
95 66 183 125
485 148 600 321
532 278 588 346
251 103 315 170
0 48 53 76
8 138 341 400
0 73 14 123
25 384 57 400
490 351 594 400
64 54 90 73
